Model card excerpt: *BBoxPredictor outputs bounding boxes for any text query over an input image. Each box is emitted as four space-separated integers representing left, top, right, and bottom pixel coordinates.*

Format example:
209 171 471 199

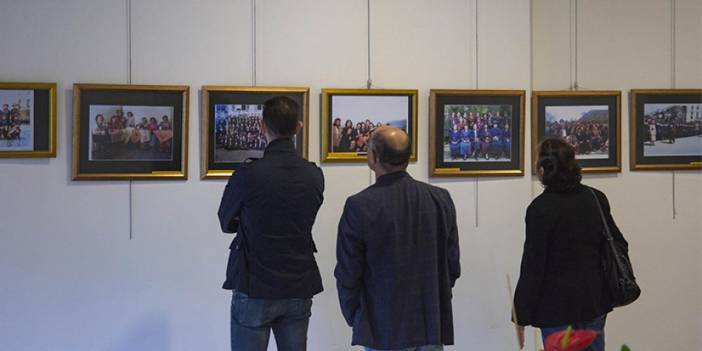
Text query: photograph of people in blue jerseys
430 90 524 177
444 104 512 162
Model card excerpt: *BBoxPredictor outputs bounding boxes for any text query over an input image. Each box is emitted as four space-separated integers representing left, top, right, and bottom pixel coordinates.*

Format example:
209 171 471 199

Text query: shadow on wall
107 313 170 351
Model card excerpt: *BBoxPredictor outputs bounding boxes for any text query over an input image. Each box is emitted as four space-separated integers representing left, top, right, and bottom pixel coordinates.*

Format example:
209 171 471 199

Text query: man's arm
445 191 461 288
513 204 552 326
334 198 365 327
217 168 246 233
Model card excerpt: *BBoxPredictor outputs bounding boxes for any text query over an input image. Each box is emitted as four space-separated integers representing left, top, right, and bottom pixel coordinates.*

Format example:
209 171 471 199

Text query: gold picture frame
201 86 310 179
72 83 189 180
531 90 622 174
321 88 418 162
630 89 702 171
0 82 57 158
429 89 526 177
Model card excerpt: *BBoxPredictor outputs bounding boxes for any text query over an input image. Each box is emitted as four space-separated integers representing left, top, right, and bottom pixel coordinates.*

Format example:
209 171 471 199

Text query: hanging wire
251 0 257 86
573 0 579 90
568 0 573 90
126 0 132 85
474 0 479 90
126 0 134 240
366 0 372 89
474 0 479 228
670 0 676 90
529 0 537 199
671 0 677 220
367 0 374 184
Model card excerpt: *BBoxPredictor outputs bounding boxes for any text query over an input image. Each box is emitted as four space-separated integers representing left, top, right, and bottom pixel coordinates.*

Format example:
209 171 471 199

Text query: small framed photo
72 84 189 180
429 90 525 177
201 86 309 179
321 88 418 162
630 89 702 171
0 82 57 158
532 91 621 173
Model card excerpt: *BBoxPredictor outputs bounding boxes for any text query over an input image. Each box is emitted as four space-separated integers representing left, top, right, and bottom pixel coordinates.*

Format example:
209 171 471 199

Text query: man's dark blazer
514 184 628 327
335 171 461 350
218 138 324 299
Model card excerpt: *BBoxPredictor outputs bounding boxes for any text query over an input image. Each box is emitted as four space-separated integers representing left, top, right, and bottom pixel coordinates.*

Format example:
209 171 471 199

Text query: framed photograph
72 84 189 180
0 82 57 158
429 90 525 177
321 88 418 162
630 89 702 171
532 91 621 173
201 86 309 179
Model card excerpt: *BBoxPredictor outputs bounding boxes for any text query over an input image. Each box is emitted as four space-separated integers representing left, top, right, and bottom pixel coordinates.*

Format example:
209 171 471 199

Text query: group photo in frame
72 84 189 180
532 91 621 173
201 86 309 179
630 89 702 171
429 89 525 177
0 82 57 158
321 88 418 162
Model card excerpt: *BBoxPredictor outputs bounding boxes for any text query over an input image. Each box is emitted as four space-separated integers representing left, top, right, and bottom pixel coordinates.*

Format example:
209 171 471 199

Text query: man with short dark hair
335 126 461 351
218 96 324 351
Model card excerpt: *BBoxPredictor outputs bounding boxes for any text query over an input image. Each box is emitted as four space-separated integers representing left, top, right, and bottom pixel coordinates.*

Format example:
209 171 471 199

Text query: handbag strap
588 187 614 242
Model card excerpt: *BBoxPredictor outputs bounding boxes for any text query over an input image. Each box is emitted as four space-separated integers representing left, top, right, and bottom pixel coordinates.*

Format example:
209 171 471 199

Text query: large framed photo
532 91 621 173
0 82 56 158
429 90 525 177
72 84 189 180
202 86 309 179
630 89 702 171
321 88 418 162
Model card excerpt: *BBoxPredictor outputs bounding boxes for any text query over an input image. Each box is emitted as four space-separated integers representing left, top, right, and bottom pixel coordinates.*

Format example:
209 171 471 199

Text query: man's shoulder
411 178 452 199
233 157 260 174
359 176 451 199
247 155 323 180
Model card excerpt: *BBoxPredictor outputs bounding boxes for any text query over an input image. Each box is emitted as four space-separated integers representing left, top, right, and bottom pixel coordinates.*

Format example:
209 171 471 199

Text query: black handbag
588 187 641 308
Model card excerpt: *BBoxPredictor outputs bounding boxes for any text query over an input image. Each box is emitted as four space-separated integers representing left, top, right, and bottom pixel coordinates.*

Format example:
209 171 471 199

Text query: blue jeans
230 290 312 351
365 346 443 351
541 315 607 351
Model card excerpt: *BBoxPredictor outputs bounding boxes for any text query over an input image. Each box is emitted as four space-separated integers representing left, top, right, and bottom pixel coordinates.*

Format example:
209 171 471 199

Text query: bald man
335 127 461 351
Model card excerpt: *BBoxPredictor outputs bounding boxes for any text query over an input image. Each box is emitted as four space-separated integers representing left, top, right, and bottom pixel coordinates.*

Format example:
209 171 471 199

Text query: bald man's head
368 126 411 168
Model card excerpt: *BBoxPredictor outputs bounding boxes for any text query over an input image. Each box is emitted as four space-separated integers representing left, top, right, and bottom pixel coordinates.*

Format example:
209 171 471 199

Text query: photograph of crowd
0 90 33 151
89 105 174 161
443 104 512 162
545 105 610 159
643 103 702 157
214 104 269 163
330 95 409 153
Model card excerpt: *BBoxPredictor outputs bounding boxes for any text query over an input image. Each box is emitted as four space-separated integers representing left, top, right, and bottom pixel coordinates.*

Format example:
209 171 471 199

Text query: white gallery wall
0 0 699 350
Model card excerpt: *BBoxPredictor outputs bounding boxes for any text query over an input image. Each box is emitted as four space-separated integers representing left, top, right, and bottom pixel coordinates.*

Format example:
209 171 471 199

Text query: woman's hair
536 138 582 192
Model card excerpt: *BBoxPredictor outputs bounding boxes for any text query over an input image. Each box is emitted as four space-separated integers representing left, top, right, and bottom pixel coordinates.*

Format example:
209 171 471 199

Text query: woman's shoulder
530 184 592 210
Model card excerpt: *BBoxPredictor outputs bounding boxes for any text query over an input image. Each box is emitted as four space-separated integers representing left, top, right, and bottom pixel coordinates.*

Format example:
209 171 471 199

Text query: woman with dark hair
339 119 354 152
513 138 629 351
332 118 342 149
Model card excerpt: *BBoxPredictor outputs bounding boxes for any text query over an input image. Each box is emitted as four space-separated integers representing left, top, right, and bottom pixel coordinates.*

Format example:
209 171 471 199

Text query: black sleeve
445 190 461 288
334 197 366 327
599 191 628 253
513 203 553 326
217 167 246 234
